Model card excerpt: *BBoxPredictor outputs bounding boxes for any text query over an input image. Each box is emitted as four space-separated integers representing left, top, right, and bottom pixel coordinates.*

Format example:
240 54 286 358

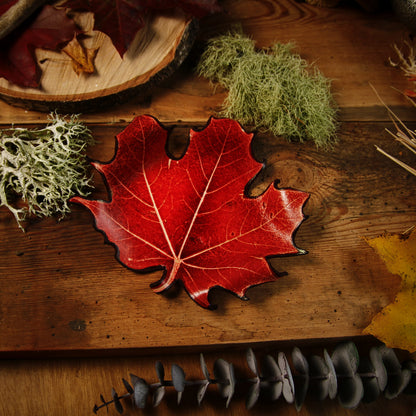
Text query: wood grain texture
0 344 415 415
0 2 416 415
0 0 414 123
0 0 47 39
0 121 414 353
0 9 197 112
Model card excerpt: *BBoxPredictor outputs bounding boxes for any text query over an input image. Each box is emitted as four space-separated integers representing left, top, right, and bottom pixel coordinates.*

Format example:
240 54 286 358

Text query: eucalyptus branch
93 342 416 414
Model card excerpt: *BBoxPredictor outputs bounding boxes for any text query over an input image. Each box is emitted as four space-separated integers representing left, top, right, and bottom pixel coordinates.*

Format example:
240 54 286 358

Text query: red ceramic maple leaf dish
71 116 309 308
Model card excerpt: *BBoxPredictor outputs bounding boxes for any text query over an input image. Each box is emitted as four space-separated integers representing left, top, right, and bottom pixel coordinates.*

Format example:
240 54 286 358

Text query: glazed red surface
72 116 309 308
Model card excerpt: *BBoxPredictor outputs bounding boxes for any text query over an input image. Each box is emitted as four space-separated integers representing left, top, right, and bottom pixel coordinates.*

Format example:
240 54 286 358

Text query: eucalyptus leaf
197 381 210 405
337 374 364 409
171 364 186 392
359 356 380 403
308 355 330 401
291 347 309 411
331 343 363 408
369 347 388 391
246 381 260 409
324 349 338 399
403 360 416 395
246 348 259 377
129 374 139 386
385 368 412 400
261 354 283 401
292 347 309 375
278 352 295 403
331 342 360 376
378 345 412 399
200 353 211 381
131 376 149 409
152 385 165 407
111 388 123 414
213 358 236 408
122 378 133 395
155 361 165 384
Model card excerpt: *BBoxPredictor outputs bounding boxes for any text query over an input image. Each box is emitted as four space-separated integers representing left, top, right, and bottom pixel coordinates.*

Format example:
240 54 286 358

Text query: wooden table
1 1 415 414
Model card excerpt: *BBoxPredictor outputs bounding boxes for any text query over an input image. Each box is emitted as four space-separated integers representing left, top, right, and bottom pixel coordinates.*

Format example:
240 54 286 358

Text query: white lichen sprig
0 113 94 230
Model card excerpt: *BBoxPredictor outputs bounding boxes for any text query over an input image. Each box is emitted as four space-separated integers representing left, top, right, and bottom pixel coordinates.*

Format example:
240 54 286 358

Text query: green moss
0 113 94 229
197 31 338 147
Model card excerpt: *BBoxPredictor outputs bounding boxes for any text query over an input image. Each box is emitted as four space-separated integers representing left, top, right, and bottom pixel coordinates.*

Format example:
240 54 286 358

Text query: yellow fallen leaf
62 36 98 76
363 228 416 352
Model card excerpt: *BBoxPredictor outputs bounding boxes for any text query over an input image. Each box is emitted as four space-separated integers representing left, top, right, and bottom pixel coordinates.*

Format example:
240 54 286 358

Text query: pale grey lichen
0 113 94 230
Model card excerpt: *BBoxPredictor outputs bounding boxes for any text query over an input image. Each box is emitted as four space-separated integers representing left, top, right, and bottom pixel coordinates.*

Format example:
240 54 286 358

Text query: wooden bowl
0 10 198 113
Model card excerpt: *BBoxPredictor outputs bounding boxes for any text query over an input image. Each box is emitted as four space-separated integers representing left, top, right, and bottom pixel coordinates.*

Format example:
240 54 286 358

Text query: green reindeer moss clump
197 31 338 147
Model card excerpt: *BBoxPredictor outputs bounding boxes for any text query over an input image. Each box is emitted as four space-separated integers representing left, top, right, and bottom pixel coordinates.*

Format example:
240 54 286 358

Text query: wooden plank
0 344 415 415
0 121 414 353
0 0 414 124
1 2 415 415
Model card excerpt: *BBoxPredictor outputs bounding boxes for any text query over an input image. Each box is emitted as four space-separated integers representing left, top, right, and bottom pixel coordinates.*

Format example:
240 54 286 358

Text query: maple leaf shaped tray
71 115 309 309
0 9 197 113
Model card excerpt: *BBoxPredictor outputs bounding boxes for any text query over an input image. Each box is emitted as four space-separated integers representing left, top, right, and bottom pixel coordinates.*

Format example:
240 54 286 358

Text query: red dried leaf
404 89 416 98
71 116 308 308
0 0 18 16
0 5 78 87
64 0 220 56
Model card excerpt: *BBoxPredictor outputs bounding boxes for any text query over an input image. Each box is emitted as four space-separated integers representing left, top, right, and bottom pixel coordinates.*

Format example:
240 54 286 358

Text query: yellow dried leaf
62 36 98 75
363 228 416 352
